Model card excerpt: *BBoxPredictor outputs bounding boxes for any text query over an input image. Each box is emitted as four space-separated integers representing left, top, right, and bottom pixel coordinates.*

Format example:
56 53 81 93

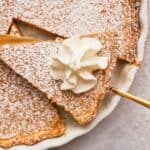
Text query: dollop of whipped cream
50 36 109 94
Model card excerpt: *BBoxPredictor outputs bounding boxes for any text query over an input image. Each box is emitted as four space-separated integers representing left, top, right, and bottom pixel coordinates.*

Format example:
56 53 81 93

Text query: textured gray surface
53 3 150 150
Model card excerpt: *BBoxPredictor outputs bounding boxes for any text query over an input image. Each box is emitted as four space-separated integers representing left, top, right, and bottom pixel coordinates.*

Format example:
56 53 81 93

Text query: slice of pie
0 61 65 148
0 32 117 125
0 24 65 148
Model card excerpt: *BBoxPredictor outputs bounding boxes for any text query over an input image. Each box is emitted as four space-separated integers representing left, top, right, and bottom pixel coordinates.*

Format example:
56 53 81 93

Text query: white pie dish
1 0 148 150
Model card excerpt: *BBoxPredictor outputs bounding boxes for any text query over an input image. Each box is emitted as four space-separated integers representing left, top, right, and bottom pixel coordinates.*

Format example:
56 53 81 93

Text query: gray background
53 3 150 150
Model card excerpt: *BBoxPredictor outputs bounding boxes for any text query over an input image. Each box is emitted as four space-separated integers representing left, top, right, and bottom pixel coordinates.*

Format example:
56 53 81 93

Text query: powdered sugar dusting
0 0 139 62
0 60 62 139
0 0 15 34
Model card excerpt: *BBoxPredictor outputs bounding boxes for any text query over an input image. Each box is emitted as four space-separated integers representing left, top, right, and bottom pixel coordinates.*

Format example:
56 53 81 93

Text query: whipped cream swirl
50 36 109 94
